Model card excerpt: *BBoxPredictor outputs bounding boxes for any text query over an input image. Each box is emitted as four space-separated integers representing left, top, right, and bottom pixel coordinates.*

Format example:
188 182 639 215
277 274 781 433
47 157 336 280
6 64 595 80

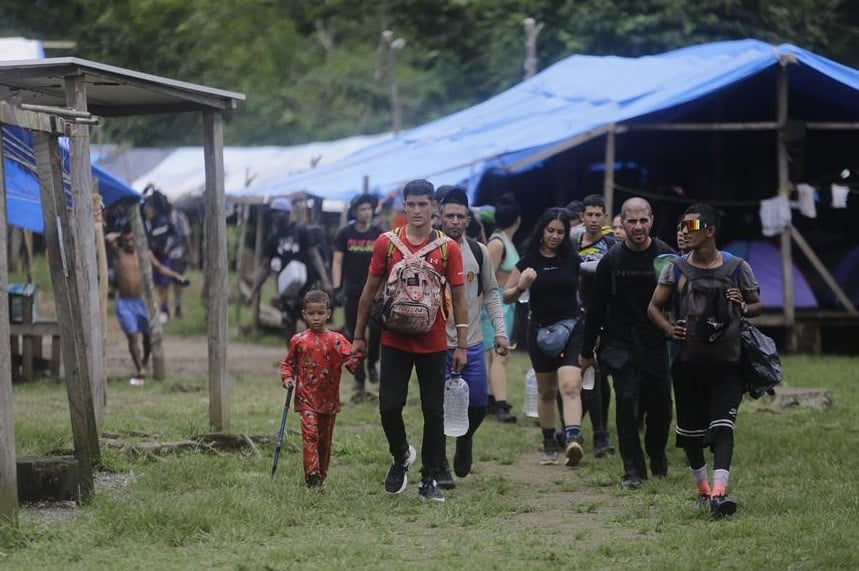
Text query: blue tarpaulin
3 124 139 233
231 39 859 204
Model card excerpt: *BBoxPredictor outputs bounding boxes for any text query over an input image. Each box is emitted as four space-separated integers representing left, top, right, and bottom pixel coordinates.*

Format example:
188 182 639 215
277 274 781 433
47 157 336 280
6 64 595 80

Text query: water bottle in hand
582 366 595 391
443 374 470 437
524 368 539 418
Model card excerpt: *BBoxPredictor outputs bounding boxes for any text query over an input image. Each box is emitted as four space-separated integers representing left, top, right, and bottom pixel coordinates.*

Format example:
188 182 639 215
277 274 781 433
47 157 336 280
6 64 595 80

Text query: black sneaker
593 431 615 458
541 437 560 465
418 479 445 502
495 402 517 423
650 455 668 477
564 435 584 467
709 495 737 519
621 474 643 489
436 460 456 490
384 444 416 495
305 473 323 491
453 435 473 478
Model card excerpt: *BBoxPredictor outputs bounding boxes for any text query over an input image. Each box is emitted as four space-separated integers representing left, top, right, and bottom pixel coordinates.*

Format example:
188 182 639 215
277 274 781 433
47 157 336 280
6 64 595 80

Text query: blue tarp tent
230 38 859 204
723 240 818 309
3 125 139 233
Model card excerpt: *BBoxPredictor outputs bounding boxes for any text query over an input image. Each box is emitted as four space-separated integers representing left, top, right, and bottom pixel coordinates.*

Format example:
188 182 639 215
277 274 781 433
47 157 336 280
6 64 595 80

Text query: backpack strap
466 237 484 297
384 228 448 273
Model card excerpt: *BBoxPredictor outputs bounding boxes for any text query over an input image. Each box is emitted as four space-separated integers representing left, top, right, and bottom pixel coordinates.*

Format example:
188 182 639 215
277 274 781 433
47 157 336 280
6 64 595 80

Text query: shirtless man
107 226 187 385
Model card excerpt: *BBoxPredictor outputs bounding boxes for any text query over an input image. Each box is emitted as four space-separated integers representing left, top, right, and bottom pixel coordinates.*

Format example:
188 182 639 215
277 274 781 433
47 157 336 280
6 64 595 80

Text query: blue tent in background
230 38 859 204
723 240 818 309
3 124 139 233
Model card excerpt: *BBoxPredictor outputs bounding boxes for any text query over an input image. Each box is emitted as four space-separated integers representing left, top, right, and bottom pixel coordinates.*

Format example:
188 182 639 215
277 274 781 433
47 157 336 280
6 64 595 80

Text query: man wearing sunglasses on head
647 203 761 519
578 197 675 490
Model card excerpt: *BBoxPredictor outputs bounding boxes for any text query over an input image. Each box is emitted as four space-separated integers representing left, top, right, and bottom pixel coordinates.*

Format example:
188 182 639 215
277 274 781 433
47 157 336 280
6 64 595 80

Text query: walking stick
270 384 294 483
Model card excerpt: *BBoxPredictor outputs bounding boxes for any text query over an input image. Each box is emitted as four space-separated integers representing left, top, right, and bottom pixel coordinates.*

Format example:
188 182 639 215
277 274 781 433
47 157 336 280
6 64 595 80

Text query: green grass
4 350 859 570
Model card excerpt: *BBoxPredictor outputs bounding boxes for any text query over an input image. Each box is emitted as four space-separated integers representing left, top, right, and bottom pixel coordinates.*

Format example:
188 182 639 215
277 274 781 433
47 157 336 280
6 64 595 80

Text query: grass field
4 344 859 570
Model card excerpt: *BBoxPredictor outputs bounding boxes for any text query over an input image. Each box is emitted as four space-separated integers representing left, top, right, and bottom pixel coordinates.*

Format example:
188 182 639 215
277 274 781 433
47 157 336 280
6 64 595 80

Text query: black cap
349 193 378 214
437 185 469 208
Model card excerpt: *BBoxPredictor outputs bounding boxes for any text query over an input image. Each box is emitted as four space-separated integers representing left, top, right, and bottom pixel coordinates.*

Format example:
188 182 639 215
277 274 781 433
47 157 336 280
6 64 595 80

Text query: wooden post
233 203 249 324
0 127 20 524
64 74 104 424
33 132 97 502
203 110 230 432
603 126 616 217
94 186 109 407
523 17 544 80
129 207 166 380
251 204 264 331
776 62 796 350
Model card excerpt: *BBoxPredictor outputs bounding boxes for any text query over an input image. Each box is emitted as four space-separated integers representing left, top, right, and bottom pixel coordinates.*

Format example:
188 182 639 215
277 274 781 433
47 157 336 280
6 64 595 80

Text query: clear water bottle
524 368 539 418
582 366 595 391
443 374 470 437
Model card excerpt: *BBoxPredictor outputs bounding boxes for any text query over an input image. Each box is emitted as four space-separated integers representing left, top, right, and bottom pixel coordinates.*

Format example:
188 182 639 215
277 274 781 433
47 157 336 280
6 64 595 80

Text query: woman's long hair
523 207 574 259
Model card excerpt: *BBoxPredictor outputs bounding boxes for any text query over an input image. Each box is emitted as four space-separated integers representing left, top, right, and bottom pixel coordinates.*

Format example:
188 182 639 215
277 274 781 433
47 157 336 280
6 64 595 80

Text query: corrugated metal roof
0 57 244 116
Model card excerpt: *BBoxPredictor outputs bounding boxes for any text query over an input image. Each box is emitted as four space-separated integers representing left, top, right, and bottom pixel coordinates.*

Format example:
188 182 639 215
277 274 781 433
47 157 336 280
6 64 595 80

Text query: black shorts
527 318 584 373
672 359 743 448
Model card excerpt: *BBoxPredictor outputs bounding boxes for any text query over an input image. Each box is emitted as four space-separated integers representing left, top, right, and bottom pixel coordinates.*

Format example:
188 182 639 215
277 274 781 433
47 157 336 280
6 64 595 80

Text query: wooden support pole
129 207 166 380
33 132 97 502
603 126 616 216
251 204 264 332
0 127 20 524
776 62 797 350
234 203 249 325
203 110 230 432
790 226 858 314
64 73 105 424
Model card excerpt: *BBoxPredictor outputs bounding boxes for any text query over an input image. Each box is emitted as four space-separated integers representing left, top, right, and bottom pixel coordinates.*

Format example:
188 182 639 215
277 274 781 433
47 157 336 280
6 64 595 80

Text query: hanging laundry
831 184 849 209
794 183 817 218
759 194 791 237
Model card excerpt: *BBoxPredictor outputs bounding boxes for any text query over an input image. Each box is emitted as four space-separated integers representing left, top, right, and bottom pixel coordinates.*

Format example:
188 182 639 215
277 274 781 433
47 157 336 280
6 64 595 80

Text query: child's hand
345 353 363 375
282 377 294 389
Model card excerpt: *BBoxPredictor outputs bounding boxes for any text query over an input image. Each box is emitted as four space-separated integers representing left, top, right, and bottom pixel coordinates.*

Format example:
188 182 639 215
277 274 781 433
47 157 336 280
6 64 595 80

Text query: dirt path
98 324 629 545
103 317 285 381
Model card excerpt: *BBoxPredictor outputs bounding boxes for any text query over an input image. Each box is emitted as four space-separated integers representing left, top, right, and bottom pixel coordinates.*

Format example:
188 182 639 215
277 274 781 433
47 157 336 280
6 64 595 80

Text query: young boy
280 290 362 489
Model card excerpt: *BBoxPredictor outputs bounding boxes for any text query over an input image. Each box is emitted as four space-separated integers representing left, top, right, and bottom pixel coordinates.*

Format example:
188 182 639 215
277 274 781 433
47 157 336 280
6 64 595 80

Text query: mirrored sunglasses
677 219 709 232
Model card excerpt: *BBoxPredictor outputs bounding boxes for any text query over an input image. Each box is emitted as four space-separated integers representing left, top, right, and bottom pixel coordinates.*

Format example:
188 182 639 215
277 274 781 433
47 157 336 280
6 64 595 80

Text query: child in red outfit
280 290 362 489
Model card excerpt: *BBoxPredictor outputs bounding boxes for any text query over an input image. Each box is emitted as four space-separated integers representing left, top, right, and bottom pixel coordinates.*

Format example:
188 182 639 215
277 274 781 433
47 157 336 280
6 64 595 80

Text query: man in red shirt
353 179 468 503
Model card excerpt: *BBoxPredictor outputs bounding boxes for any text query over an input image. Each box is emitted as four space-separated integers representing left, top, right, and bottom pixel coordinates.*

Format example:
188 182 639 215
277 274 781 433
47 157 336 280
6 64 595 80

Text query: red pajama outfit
280 330 360 482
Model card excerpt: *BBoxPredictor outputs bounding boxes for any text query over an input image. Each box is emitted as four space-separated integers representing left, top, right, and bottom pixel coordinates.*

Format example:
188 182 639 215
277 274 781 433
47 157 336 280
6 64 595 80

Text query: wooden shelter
0 58 244 521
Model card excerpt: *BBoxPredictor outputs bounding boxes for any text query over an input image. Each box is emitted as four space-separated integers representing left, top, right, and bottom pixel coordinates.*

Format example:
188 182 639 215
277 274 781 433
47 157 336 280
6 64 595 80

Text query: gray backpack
673 254 744 363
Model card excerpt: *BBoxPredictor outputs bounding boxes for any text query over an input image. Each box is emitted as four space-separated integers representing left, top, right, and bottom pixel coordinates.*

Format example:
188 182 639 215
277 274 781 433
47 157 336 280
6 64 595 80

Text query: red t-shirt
370 228 464 353
280 330 359 413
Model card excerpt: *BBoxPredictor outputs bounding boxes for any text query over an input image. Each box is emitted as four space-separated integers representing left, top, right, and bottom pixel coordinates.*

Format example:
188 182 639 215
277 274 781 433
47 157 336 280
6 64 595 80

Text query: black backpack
465 237 485 297
673 254 744 363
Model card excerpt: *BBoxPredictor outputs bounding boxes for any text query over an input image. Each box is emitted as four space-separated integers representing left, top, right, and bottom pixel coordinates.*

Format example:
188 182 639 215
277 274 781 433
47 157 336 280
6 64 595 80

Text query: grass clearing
5 346 859 569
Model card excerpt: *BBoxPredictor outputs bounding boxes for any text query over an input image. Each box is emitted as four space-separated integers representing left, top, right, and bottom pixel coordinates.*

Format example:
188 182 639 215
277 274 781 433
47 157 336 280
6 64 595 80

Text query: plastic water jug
524 368 539 418
443 374 470 437
582 366 595 391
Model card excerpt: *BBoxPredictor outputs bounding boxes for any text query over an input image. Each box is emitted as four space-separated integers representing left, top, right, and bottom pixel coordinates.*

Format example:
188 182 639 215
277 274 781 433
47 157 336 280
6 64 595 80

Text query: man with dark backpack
352 179 468 503
435 186 509 489
647 203 761 519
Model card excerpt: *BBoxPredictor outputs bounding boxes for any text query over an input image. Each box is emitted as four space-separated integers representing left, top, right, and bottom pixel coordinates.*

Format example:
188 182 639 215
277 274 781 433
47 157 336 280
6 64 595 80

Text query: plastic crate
8 282 37 323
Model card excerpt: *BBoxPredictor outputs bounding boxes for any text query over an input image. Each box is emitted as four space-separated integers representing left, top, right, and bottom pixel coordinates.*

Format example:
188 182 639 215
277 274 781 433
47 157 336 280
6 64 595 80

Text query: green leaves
2 0 856 145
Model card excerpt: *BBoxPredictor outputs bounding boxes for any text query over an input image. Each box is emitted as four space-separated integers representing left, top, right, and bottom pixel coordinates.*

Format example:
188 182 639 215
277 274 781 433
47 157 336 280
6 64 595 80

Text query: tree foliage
1 0 857 146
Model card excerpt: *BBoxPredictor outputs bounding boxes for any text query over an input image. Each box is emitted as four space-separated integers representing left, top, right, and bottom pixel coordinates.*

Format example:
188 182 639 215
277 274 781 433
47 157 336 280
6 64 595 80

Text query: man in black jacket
578 197 675 490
